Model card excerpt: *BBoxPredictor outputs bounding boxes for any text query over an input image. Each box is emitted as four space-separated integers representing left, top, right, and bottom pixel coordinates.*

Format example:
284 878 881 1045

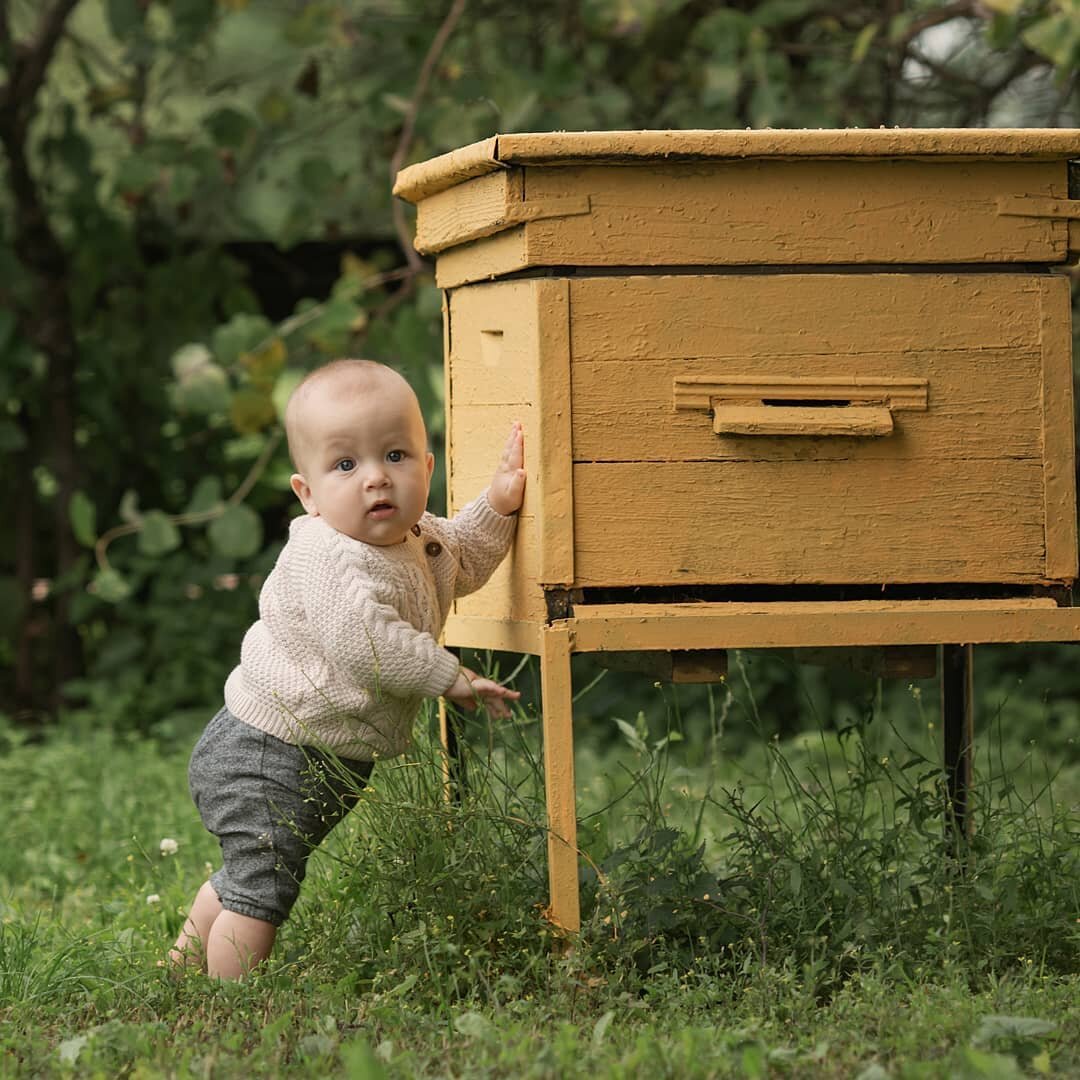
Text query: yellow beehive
395 129 1080 931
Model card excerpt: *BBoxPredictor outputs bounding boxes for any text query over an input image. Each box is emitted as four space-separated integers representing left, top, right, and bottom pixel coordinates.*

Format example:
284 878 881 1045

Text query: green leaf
974 1016 1056 1046
119 490 142 525
591 1010 615 1050
88 81 135 114
213 313 273 368
614 716 647 753
137 510 182 556
171 343 213 379
339 1038 387 1079
273 368 305 421
93 568 133 604
106 0 141 41
452 1012 492 1040
164 163 201 206
69 491 97 548
299 157 337 196
789 861 802 897
57 1033 90 1066
172 342 231 415
208 504 263 558
114 154 159 197
185 476 224 515
240 337 287 386
1023 13 1080 66
385 973 419 996
258 89 293 125
304 296 365 355
959 1047 1024 1078
224 434 267 461
749 0 818 28
170 0 217 42
206 107 257 149
173 361 230 415
740 1042 767 1079
284 1 337 46
229 386 276 433
241 181 299 243
54 126 96 182
852 24 878 63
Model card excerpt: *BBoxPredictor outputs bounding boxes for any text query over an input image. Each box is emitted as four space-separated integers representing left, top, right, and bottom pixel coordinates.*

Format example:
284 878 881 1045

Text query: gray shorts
188 707 373 927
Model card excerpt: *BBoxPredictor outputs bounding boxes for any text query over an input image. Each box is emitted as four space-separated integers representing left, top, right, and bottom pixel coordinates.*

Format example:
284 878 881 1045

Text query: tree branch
389 0 468 273
0 2 12 83
94 430 285 573
0 0 84 698
12 0 81 109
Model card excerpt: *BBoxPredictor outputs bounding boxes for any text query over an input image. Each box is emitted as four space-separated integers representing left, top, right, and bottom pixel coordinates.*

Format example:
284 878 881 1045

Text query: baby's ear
290 473 317 514
425 451 435 481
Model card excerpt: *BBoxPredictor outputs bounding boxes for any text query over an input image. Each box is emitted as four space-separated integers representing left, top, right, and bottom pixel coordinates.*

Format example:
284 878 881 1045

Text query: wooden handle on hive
673 375 929 438
711 403 894 437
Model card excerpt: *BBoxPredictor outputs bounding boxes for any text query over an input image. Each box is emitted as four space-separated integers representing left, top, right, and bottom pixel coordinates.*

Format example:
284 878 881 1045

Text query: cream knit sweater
223 493 516 760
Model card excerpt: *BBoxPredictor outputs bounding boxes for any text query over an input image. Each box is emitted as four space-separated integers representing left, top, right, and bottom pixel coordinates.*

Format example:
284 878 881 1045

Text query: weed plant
0 654 1078 1076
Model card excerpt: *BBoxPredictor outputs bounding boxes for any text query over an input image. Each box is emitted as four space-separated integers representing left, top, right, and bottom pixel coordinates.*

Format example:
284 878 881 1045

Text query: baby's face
289 371 434 545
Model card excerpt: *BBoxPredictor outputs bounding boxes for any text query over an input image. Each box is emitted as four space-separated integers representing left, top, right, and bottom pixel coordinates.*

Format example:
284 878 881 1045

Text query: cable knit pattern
224 492 516 760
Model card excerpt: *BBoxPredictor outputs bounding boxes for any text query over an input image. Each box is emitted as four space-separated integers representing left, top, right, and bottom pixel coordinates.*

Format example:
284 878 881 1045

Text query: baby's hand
487 422 526 516
444 666 521 719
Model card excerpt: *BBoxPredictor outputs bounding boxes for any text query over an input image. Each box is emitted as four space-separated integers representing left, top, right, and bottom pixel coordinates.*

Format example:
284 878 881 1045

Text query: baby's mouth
368 500 396 519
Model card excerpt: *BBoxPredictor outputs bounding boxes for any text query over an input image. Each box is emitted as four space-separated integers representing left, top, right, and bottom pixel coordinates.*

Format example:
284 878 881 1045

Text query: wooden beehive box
395 129 1080 655
397 130 1080 933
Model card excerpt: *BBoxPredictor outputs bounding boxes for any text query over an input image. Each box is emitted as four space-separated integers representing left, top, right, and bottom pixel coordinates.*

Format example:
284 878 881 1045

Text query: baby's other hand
444 666 521 719
487 421 526 516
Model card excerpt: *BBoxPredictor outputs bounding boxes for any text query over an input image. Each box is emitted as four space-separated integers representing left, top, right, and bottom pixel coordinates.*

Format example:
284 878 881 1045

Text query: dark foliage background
2 0 1079 743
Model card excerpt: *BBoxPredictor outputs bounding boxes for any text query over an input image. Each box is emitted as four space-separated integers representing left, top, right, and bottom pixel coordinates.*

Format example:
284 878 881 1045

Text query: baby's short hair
284 358 415 470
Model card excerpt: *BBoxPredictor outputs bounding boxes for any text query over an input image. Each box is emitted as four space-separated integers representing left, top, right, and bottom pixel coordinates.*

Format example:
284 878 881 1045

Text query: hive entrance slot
761 398 852 408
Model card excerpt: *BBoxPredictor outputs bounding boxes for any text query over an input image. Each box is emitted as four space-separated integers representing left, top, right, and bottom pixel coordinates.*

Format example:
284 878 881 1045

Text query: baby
170 358 525 978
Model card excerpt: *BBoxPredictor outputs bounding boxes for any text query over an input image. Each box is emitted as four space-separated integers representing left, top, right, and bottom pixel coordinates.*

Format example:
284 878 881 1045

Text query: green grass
1 657 1079 1078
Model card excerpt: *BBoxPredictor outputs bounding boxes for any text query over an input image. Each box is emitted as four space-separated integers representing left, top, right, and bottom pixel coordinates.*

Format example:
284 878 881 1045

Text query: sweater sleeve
305 538 461 699
427 491 518 598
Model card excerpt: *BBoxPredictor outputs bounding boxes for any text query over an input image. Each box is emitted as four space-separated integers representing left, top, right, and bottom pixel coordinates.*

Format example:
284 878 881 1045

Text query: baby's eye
386 449 406 463
335 458 355 472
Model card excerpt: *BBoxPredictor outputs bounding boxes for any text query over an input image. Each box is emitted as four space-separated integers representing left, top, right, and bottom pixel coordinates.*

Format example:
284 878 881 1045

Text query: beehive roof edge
392 127 1080 204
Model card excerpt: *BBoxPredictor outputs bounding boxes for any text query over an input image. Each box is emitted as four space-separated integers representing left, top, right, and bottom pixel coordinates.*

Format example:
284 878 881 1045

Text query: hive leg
438 698 466 804
540 622 580 933
940 643 974 843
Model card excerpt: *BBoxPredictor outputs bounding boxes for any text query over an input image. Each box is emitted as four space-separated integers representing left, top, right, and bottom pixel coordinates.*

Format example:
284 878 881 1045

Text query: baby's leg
183 710 374 978
167 880 276 978
206 910 277 979
168 879 223 970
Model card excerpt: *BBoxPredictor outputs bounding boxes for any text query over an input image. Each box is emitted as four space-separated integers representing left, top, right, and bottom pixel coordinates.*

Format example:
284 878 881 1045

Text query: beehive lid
393 128 1080 202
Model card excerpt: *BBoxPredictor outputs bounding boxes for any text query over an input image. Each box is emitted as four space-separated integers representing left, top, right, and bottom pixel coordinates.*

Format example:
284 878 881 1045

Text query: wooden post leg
438 698 465 804
540 623 580 933
940 643 974 843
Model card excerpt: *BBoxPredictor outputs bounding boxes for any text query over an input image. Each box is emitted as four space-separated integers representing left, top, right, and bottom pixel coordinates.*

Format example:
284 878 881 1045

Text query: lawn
1 652 1078 1077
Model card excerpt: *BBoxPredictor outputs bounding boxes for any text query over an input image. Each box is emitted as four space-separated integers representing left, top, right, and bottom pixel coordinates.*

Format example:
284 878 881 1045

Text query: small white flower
146 894 161 905
159 838 178 857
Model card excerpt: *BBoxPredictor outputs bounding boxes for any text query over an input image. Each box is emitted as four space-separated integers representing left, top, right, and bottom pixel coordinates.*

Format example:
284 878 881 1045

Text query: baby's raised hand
445 666 521 719
487 422 526 516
